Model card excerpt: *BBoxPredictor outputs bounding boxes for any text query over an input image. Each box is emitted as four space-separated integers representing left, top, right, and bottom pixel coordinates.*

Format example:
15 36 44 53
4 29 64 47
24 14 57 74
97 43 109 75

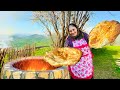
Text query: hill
10 34 51 48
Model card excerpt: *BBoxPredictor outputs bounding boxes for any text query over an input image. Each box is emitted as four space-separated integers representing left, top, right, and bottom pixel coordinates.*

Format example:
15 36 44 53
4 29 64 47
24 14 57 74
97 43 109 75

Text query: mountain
10 34 51 48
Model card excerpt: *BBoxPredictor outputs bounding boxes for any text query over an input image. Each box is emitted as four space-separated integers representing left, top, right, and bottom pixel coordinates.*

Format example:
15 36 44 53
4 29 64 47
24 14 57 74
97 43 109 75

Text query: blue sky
0 11 44 35
0 11 120 35
85 11 120 33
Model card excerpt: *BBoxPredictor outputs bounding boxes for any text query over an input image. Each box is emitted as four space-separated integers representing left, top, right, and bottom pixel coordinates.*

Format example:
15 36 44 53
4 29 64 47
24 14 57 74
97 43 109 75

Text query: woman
65 23 94 79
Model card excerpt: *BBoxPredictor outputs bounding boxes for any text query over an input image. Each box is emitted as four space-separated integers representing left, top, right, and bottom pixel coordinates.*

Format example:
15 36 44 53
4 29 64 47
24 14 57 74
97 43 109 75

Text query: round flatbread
43 47 82 67
89 20 120 48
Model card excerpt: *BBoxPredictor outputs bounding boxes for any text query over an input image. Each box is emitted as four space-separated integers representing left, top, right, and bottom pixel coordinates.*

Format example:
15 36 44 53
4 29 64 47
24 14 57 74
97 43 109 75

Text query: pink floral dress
68 38 94 79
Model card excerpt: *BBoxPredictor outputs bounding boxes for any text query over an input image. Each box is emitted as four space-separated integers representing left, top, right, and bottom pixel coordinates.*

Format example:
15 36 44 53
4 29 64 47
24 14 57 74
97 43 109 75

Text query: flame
13 59 56 71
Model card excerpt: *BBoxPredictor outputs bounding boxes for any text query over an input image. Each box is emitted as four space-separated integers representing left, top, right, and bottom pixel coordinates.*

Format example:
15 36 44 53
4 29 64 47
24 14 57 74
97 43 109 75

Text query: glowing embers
13 59 56 71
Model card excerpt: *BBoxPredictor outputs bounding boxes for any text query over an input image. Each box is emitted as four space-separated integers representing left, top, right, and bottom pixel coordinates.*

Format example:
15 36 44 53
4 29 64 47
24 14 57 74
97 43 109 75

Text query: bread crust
43 47 82 67
89 20 120 48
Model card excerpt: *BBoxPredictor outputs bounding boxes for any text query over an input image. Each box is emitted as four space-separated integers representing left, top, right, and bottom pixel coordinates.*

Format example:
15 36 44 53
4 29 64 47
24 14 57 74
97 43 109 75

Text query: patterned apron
68 38 94 79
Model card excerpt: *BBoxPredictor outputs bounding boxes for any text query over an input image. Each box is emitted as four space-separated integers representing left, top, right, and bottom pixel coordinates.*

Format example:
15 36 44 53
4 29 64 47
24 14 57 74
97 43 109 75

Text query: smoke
0 35 13 48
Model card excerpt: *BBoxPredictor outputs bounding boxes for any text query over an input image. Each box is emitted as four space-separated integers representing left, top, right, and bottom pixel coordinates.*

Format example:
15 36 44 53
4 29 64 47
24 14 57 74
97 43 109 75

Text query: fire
13 59 56 71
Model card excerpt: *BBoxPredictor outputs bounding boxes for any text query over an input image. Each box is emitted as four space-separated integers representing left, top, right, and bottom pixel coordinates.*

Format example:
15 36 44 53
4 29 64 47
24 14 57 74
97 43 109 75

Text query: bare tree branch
65 11 71 35
35 17 55 46
32 11 91 48
61 11 65 47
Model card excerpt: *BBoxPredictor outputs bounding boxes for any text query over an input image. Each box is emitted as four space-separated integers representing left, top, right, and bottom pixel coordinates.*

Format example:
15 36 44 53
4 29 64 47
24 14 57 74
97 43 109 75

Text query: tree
32 11 91 48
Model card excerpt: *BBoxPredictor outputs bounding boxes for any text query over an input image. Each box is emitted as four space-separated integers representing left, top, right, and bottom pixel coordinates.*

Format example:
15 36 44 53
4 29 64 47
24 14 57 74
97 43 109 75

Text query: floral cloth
68 38 94 79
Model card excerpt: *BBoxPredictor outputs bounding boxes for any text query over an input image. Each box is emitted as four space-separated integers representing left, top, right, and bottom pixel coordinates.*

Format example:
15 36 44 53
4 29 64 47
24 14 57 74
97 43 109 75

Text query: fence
0 44 49 69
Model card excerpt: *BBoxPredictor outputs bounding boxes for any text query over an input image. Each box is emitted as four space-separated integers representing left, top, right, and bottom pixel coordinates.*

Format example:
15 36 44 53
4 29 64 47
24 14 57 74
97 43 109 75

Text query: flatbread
43 47 82 67
89 20 120 48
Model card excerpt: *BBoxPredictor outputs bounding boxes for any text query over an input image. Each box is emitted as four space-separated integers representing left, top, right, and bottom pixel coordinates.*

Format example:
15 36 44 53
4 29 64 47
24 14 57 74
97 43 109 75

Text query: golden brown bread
89 20 120 48
43 47 82 67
